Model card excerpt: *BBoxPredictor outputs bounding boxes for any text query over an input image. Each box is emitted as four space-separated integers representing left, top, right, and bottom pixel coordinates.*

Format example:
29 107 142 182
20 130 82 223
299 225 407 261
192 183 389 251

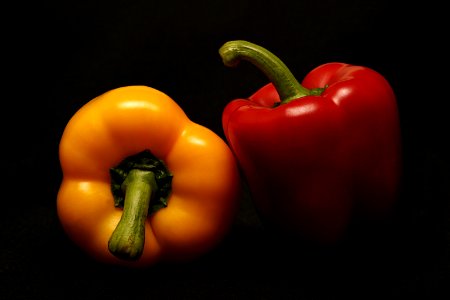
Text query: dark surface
2 0 449 299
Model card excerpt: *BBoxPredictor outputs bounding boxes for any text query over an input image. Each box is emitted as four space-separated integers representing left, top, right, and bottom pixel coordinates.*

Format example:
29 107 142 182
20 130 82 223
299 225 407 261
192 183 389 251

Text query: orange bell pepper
57 86 241 268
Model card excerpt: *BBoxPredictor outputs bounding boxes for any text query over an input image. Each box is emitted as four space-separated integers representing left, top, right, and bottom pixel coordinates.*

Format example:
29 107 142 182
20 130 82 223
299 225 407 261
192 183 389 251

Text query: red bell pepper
219 40 402 244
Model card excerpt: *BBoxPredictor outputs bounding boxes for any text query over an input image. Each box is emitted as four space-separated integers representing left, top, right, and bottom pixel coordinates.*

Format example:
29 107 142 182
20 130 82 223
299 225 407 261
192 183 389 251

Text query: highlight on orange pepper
57 85 241 268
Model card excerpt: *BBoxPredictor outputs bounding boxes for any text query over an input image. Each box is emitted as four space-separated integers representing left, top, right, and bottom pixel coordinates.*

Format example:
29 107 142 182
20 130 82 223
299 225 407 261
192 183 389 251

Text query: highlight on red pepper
57 85 241 267
219 40 402 244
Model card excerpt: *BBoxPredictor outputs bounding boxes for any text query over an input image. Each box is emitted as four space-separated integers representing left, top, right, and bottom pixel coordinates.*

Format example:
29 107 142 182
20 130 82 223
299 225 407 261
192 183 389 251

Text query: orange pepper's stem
108 169 157 260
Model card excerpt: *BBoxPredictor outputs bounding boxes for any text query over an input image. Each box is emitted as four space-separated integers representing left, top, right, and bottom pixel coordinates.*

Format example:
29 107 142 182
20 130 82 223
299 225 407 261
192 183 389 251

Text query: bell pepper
57 85 241 267
219 40 401 244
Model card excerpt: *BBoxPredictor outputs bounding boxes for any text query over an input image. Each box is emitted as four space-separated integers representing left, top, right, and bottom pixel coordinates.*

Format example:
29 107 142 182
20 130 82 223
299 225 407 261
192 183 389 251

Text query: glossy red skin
223 62 402 243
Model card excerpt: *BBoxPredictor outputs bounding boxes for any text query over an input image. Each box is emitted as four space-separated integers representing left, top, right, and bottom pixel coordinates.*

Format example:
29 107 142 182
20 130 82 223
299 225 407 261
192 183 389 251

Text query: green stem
108 169 157 260
219 40 315 105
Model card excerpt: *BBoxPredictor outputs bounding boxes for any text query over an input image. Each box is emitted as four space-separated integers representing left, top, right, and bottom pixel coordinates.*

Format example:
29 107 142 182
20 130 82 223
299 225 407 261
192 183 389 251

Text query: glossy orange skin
57 86 241 267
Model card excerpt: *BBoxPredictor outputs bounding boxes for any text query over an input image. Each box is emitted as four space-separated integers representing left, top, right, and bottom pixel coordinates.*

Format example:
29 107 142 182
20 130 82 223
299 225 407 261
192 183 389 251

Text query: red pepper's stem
219 40 312 104
108 169 157 260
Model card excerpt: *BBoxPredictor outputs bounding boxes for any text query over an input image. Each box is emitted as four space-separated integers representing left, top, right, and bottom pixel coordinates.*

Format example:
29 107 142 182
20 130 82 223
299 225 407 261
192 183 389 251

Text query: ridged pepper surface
57 86 241 267
220 40 401 243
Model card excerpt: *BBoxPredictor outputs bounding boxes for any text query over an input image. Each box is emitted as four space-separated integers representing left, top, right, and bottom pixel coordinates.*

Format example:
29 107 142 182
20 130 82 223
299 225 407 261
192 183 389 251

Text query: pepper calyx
110 149 172 214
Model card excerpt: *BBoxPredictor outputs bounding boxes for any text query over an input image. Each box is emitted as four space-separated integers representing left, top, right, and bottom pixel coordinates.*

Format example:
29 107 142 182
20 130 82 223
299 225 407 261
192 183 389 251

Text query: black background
2 0 449 299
